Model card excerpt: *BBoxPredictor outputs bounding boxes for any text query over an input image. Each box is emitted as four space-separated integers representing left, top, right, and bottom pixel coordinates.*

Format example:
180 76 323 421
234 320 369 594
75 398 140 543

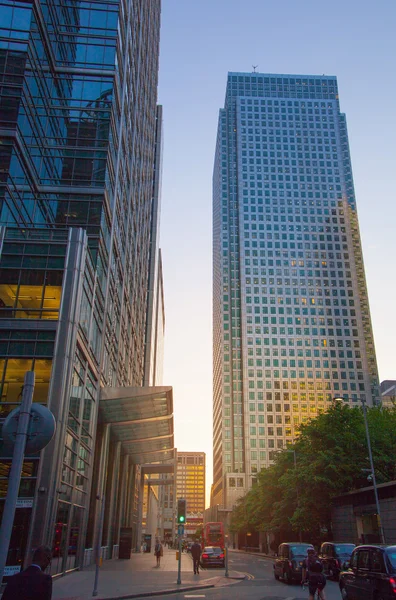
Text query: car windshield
335 544 355 555
290 545 313 558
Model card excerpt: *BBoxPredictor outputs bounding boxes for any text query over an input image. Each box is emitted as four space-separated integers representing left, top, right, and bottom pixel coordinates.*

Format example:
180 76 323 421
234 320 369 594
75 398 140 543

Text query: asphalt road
168 551 343 600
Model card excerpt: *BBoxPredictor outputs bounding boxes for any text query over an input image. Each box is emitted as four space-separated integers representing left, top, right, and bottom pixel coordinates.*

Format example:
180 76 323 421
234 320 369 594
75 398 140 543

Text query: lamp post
334 395 385 544
286 448 302 542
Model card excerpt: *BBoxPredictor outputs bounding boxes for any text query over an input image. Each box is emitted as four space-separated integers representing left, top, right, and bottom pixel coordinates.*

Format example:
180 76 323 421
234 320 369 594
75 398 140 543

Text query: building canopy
99 386 174 464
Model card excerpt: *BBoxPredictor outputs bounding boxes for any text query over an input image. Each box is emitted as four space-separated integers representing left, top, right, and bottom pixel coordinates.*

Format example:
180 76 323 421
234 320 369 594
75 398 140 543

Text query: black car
339 544 396 599
200 546 225 568
273 542 314 584
319 542 355 580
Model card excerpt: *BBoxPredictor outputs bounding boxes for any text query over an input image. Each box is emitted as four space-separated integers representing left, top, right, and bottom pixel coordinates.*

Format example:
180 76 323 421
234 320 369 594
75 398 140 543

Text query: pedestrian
154 538 163 567
191 539 202 575
2 545 52 600
302 548 326 600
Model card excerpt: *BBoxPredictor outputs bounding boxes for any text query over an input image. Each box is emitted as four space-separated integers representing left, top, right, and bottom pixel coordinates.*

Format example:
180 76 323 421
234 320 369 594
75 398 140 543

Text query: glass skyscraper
212 72 379 509
0 0 165 575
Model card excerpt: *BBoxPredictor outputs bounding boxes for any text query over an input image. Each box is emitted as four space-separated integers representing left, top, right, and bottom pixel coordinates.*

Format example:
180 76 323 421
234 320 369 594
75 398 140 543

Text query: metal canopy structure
99 386 174 464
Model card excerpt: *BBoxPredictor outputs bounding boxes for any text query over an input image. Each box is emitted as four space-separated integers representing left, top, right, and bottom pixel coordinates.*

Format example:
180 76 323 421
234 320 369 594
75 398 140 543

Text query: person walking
191 540 202 575
2 545 52 600
154 539 163 568
302 548 327 600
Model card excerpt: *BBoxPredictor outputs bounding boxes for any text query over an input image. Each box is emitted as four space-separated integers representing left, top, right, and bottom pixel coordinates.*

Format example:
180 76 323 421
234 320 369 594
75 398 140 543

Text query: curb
91 583 216 600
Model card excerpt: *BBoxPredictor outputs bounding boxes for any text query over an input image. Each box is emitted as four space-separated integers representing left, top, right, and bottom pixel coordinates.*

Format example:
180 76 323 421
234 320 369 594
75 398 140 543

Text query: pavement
52 547 245 600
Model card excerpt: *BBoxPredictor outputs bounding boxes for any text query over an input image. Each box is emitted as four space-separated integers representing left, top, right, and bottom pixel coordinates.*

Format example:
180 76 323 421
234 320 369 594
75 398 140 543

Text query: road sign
16 498 33 509
2 403 56 454
178 524 184 536
4 566 21 577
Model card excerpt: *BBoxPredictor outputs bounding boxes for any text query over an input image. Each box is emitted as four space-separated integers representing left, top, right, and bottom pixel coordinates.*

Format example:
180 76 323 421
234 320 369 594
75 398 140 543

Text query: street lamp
286 448 302 542
334 395 385 544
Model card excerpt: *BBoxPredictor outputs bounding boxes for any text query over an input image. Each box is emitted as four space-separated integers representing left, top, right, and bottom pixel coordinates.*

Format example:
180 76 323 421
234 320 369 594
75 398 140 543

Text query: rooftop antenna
252 65 258 73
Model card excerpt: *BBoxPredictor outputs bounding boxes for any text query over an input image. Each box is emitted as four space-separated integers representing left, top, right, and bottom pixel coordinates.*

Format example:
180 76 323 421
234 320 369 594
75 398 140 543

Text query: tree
230 403 396 541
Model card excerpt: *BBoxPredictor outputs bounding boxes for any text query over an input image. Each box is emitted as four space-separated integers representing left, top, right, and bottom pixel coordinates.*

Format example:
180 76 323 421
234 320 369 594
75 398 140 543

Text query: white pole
0 371 35 583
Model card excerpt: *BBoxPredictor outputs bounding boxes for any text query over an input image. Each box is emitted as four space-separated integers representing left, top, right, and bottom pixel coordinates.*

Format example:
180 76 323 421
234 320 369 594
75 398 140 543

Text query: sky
156 0 396 507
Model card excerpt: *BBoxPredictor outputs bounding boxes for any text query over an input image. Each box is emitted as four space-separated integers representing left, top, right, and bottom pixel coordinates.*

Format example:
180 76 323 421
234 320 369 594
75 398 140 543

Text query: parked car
319 542 355 579
339 544 396 599
200 546 225 568
273 542 314 584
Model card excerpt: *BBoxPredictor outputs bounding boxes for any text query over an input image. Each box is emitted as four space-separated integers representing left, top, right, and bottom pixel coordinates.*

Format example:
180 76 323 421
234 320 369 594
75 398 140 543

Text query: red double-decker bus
202 522 224 549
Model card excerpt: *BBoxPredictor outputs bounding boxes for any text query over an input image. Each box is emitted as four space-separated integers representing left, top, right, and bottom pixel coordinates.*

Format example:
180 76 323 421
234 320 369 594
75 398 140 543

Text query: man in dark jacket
2 545 52 600
191 540 202 574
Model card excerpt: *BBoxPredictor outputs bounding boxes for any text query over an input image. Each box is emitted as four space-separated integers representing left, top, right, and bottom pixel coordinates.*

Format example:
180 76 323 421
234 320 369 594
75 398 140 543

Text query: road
168 551 342 600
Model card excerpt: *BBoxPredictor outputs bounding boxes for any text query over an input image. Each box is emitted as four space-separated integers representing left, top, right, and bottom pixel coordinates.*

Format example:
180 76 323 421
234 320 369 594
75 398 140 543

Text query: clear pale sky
157 0 396 507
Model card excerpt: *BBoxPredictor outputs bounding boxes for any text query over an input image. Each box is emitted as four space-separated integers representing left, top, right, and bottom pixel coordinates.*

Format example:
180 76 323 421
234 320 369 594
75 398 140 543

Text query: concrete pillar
92 423 111 558
26 228 88 563
125 462 135 527
117 454 129 535
136 473 144 552
104 441 121 553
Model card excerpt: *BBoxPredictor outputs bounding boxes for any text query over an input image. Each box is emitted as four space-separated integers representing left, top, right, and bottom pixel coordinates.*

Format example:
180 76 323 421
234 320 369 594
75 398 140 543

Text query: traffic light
177 498 186 524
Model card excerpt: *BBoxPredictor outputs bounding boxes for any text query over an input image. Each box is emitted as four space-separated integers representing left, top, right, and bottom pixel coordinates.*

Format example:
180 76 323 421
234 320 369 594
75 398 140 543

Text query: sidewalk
52 548 245 600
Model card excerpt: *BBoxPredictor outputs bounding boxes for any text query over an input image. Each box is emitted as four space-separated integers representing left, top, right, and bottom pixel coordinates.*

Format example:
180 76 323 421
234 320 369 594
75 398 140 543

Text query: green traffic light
179 516 185 522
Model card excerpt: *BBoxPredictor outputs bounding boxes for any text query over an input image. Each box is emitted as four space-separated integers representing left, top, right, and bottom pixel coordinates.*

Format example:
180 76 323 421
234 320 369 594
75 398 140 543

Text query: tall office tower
212 72 379 509
0 0 166 575
176 452 205 536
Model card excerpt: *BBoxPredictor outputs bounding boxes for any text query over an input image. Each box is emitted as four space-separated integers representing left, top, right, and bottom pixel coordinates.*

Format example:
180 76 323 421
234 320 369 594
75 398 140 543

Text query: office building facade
0 0 167 575
176 452 205 534
212 72 379 508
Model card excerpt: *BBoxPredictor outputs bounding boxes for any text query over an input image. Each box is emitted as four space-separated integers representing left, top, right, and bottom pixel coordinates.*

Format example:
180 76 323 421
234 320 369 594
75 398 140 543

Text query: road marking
241 572 255 580
184 596 206 598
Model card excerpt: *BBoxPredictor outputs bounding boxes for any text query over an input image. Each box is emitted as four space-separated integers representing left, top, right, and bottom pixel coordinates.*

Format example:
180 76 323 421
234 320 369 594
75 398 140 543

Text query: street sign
178 524 184 536
16 498 33 509
4 566 21 576
2 403 56 454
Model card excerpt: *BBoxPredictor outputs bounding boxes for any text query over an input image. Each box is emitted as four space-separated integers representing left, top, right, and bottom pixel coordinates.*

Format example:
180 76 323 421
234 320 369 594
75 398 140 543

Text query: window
357 550 370 570
370 549 384 573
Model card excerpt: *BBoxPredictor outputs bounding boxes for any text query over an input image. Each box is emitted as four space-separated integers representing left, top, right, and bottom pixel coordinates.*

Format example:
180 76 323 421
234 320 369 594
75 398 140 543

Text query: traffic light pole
225 539 229 577
177 534 182 585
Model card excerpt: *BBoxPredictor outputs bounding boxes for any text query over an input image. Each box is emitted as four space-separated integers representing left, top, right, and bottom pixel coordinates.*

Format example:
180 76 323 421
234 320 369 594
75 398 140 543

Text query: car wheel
340 585 349 600
283 570 290 584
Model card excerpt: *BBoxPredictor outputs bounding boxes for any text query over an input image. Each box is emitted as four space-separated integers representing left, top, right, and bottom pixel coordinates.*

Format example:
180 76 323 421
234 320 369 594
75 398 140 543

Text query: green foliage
229 403 396 540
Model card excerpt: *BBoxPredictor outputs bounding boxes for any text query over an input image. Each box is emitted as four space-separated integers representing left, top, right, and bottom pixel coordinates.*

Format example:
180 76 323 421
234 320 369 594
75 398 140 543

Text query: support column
104 441 121 553
116 455 129 533
136 473 144 552
26 228 88 563
126 462 135 527
92 424 111 558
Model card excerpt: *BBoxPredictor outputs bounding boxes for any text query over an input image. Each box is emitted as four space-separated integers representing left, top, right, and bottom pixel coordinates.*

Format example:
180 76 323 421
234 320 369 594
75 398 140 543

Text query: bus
202 522 224 549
